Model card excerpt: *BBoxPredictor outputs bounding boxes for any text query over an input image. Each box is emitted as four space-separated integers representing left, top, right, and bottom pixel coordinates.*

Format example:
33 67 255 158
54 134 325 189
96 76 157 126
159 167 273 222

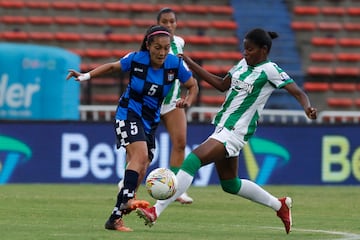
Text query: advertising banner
0 43 80 120
0 121 359 185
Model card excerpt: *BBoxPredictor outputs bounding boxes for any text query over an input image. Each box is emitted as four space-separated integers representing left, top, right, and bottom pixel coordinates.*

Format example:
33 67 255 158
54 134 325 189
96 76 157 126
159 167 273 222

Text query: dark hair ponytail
140 25 171 51
245 28 279 52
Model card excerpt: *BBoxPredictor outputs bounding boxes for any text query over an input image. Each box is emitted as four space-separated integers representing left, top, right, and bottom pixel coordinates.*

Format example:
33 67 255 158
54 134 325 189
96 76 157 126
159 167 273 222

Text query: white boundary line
263 226 360 240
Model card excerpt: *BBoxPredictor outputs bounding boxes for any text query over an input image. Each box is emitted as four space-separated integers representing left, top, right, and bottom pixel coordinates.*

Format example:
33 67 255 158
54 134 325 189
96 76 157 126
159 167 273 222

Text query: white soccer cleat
175 192 193 204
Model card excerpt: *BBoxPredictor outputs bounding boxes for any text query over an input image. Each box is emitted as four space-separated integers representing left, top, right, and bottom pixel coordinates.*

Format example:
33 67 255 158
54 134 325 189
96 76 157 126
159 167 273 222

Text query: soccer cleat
120 198 150 215
105 218 133 232
276 197 292 234
175 192 193 204
136 206 157 227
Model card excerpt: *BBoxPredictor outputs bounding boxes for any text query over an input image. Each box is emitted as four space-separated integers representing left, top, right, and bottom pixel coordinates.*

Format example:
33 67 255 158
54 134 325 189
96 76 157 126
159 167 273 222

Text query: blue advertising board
0 43 80 120
0 121 359 185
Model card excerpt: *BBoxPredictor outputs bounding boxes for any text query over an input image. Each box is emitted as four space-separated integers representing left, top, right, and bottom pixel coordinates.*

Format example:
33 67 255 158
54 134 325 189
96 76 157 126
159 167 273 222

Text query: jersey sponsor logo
233 80 254 94
134 67 144 73
0 135 32 184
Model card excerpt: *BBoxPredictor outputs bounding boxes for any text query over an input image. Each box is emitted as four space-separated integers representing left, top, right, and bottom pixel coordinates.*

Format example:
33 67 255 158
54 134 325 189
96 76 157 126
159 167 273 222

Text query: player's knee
220 178 241 194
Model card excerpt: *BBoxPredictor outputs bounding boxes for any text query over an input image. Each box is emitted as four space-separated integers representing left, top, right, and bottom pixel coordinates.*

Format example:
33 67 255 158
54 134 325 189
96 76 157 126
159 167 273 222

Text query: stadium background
1 0 359 185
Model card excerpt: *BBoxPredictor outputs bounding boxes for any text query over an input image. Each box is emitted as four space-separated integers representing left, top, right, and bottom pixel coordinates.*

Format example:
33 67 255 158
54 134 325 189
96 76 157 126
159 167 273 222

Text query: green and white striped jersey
162 35 185 107
213 59 294 141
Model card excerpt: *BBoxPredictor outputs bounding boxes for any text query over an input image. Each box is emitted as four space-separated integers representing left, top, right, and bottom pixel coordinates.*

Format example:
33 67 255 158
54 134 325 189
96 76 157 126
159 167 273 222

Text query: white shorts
160 99 178 115
160 79 181 116
209 126 246 157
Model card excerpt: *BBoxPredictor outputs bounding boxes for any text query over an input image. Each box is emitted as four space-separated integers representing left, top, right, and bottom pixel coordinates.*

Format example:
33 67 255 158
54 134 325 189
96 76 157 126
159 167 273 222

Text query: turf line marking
263 226 360 240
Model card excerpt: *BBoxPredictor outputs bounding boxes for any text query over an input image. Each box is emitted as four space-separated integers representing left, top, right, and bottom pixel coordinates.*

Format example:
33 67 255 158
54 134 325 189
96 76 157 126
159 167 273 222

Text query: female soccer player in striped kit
137 28 317 234
67 25 198 232
118 7 195 204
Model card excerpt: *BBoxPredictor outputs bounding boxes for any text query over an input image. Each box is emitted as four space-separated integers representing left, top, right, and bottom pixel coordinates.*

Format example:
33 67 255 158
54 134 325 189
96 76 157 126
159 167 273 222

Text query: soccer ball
145 168 178 200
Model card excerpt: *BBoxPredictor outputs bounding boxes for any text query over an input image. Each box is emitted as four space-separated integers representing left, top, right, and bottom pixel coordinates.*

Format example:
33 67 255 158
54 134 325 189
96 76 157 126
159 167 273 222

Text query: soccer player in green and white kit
137 28 317 234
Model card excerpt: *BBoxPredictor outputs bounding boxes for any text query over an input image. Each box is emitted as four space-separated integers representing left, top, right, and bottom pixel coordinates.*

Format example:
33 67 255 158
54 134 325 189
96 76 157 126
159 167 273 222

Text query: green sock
170 166 180 174
220 178 242 194
181 152 202 177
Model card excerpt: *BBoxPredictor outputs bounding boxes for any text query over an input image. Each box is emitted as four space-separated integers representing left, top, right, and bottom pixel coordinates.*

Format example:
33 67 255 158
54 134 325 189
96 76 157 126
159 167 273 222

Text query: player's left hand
306 107 317 120
66 69 81 81
176 99 190 108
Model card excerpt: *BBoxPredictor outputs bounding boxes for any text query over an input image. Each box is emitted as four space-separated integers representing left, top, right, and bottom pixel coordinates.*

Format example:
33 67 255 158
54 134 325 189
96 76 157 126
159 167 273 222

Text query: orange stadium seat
310 52 336 62
155 4 183 12
188 51 217 60
311 37 337 46
0 1 25 9
25 1 50 9
338 38 360 47
106 18 132 27
84 49 113 58
347 7 360 16
293 6 320 15
334 67 360 77
291 21 316 31
92 94 119 104
103 2 128 12
212 36 238 45
343 23 360 31
112 49 132 58
217 51 242 60
184 20 211 29
54 16 80 25
208 5 233 15
330 83 357 92
337 53 360 62
133 34 145 43
28 32 54 41
211 20 237 30
1 31 28 41
107 33 133 43
354 99 360 108
182 5 208 14
51 1 77 10
67 48 85 57
200 95 226 105
321 6 346 15
317 22 342 31
54 32 81 41
81 33 107 42
327 98 353 108
303 82 330 92
28 16 53 25
81 17 106 26
133 19 156 27
183 36 212 45
202 65 230 75
77 2 103 11
0 16 27 24
130 3 157 12
307 66 334 76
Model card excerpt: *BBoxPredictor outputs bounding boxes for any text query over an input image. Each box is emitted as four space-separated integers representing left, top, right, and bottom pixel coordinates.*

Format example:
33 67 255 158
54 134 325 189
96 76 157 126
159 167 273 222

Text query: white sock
238 179 281 211
154 170 193 216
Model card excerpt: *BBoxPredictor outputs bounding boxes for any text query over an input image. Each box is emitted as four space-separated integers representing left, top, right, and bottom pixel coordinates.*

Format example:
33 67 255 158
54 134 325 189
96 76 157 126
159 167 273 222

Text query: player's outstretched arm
181 54 230 92
66 61 121 81
284 82 317 120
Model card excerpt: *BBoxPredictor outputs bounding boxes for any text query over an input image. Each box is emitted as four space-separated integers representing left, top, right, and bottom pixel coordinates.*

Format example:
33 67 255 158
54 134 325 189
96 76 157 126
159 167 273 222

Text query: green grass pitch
0 184 359 240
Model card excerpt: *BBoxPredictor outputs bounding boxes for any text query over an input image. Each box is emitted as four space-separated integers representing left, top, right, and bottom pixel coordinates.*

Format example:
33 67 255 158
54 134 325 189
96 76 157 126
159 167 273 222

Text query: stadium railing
78 105 360 124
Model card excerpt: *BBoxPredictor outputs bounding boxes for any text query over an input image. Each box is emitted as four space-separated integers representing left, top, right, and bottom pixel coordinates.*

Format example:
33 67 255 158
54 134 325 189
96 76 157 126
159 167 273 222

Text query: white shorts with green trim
209 125 246 157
